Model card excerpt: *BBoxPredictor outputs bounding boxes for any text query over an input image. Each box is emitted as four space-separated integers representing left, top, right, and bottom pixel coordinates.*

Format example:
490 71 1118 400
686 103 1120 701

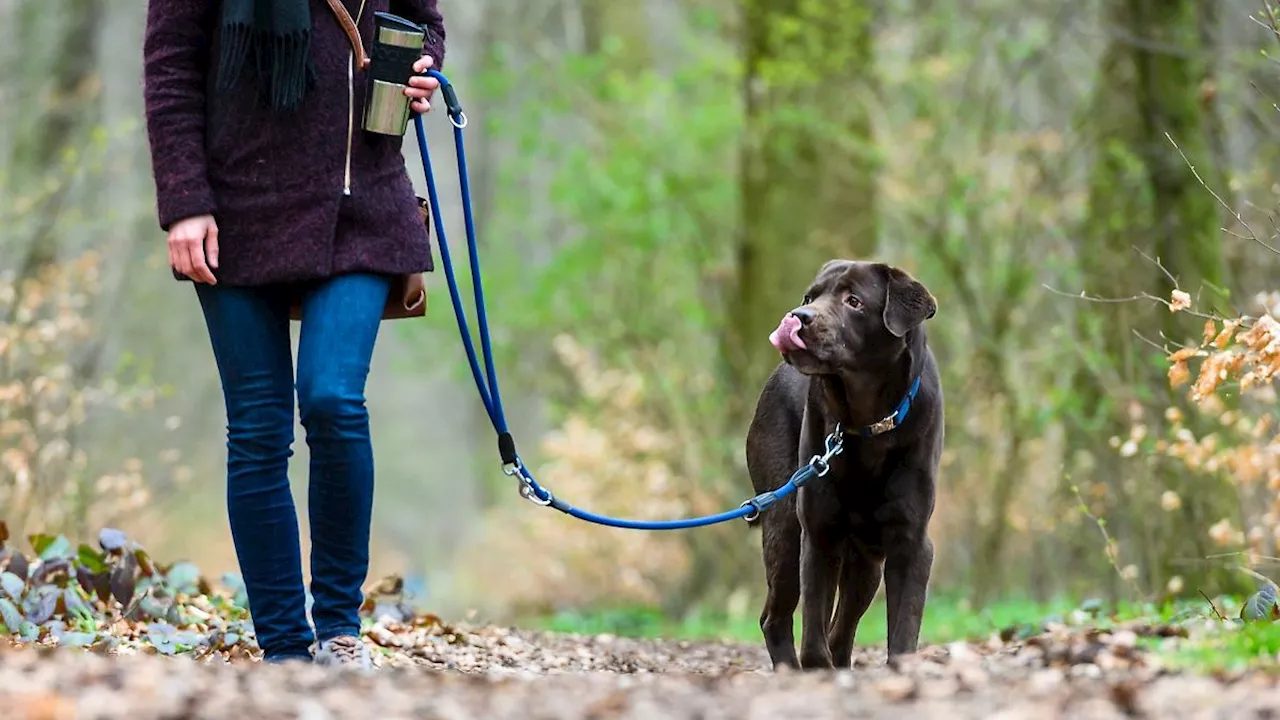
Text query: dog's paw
799 650 836 671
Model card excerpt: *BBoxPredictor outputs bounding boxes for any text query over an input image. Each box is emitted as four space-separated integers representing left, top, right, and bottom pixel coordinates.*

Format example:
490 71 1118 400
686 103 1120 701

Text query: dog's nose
790 307 815 326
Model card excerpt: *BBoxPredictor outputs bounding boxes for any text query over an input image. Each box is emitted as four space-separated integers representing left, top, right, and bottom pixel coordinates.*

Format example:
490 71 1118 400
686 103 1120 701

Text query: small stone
875 675 917 702
956 664 990 690
1069 662 1103 680
946 641 976 663
1109 630 1138 649
1028 668 1065 696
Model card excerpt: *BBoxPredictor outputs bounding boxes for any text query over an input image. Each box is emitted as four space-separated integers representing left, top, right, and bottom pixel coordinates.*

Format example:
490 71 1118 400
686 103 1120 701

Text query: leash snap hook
809 455 831 477
506 459 553 506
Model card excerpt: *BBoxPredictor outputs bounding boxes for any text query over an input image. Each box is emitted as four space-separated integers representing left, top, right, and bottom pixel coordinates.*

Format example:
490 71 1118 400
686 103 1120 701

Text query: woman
142 0 447 668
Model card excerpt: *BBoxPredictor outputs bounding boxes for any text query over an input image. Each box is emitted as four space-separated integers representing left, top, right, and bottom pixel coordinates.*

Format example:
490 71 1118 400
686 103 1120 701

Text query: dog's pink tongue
769 315 807 353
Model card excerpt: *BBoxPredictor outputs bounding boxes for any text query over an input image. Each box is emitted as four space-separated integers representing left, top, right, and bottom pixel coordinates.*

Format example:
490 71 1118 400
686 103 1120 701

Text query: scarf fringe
216 21 254 93
215 11 313 112
263 31 311 111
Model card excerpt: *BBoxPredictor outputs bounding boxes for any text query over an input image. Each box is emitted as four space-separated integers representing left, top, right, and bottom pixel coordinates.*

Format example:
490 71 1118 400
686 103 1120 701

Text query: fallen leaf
1170 289 1192 312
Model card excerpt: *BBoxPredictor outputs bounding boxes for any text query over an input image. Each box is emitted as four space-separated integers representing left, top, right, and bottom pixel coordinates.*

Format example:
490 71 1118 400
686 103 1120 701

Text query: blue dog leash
415 70 920 530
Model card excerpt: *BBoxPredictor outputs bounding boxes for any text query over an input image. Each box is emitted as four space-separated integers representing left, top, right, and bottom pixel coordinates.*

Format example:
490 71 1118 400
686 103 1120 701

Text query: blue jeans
194 272 391 662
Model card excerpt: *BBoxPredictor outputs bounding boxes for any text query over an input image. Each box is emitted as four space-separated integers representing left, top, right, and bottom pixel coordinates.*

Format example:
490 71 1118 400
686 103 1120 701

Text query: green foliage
480 36 741 360
0 520 251 655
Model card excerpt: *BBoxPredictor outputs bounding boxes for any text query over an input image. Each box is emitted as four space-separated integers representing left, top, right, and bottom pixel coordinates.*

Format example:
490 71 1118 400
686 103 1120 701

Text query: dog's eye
802 294 813 305
845 294 863 310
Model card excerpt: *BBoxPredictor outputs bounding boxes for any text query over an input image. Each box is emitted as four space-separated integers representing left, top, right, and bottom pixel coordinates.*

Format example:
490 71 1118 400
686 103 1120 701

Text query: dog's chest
829 441 897 523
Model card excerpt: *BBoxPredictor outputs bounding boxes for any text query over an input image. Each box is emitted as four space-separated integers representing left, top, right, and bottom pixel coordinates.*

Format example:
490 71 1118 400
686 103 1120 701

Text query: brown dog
745 259 942 670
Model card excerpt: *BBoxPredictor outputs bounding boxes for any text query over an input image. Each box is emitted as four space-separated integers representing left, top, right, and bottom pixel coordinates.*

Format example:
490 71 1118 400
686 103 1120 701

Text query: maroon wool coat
142 0 446 286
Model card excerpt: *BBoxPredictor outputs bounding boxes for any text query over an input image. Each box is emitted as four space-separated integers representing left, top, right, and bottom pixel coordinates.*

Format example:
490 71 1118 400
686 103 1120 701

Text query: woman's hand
406 55 441 114
168 213 219 284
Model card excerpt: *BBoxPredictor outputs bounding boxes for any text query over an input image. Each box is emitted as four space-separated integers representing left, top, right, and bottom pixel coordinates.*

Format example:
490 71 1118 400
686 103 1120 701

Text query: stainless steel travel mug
362 12 426 136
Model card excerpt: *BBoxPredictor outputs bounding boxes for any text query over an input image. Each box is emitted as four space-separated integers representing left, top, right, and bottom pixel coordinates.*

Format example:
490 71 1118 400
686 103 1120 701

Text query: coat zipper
343 0 369 196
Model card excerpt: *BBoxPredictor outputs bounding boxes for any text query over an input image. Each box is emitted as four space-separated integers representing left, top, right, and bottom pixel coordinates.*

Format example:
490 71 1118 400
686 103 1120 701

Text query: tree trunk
8 0 105 272
1070 0 1232 599
723 0 880 426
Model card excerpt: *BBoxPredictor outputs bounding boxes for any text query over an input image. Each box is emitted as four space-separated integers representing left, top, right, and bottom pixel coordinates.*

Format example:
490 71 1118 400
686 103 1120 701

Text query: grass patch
1155 620 1280 674
526 592 1078 646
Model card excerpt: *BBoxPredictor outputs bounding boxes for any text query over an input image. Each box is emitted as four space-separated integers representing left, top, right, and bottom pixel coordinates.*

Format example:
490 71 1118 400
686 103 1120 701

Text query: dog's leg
883 530 933 658
759 513 801 669
797 527 840 670
826 546 882 668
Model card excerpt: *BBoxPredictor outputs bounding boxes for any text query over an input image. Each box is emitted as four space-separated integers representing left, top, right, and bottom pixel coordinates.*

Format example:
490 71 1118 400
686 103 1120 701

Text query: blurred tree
1070 0 1232 599
6 0 105 274
723 0 880 420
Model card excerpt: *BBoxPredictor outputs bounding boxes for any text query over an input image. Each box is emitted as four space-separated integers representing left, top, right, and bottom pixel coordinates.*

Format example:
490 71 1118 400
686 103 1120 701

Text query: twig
1133 245 1178 288
1131 330 1169 354
1236 565 1280 589
1071 485 1146 600
1040 283 1227 323
1165 131 1280 255
1199 589 1227 621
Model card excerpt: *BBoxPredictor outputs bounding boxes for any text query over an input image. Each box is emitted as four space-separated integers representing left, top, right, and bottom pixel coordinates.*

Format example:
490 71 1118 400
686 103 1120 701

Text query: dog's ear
879 265 936 337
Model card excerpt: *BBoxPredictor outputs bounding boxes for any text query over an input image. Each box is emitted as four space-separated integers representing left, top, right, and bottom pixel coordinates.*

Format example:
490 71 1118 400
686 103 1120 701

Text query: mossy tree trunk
1069 0 1233 600
724 0 880 427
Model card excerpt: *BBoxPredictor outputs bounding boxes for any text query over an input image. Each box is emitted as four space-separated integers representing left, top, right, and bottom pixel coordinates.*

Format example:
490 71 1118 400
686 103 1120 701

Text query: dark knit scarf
216 0 315 111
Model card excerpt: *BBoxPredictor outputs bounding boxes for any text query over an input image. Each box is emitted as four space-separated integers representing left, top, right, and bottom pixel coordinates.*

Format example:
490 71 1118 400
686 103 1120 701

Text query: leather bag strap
323 0 368 69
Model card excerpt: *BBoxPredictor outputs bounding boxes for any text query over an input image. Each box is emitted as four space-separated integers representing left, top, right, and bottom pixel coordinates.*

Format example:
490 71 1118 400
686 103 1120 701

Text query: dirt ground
3 623 1280 720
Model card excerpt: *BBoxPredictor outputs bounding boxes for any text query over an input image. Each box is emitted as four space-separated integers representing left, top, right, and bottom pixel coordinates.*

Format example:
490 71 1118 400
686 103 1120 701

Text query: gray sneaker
313 635 372 671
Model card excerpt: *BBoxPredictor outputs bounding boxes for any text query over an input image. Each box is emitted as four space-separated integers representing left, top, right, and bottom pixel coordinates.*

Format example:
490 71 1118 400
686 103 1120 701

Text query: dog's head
768 260 936 375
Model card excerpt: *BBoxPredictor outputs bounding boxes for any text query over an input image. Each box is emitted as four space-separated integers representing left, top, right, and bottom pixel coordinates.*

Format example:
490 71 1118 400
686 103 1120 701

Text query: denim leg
194 283 314 662
295 272 391 642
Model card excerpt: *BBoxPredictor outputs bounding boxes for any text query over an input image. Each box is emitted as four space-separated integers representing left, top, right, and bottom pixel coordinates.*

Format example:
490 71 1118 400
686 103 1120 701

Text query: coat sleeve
143 0 217 232
390 0 446 67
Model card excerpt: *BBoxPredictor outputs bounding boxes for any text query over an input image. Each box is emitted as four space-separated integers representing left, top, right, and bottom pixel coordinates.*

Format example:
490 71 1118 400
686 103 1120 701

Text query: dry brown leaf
1170 289 1192 312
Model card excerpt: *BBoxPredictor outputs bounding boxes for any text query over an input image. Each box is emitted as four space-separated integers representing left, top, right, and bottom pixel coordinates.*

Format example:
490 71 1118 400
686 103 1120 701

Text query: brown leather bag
290 0 428 322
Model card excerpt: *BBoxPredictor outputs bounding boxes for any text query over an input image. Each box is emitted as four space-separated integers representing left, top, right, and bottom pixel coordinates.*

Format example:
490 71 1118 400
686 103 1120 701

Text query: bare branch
1132 246 1178 288
1165 131 1280 255
1131 329 1171 354
1199 589 1227 621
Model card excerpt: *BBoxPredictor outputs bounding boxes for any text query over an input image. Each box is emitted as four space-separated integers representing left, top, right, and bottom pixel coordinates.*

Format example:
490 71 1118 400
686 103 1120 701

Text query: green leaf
0 572 24 601
56 631 97 648
134 549 154 577
62 587 90 619
77 544 108 575
28 534 55 557
18 621 38 642
164 562 201 595
147 621 178 655
1240 584 1279 622
24 586 58 626
37 535 72 562
0 598 23 633
7 552 28 582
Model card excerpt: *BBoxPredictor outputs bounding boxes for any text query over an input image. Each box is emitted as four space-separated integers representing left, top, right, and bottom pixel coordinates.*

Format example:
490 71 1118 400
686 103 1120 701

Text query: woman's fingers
205 221 219 270
186 241 216 284
167 215 218 284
